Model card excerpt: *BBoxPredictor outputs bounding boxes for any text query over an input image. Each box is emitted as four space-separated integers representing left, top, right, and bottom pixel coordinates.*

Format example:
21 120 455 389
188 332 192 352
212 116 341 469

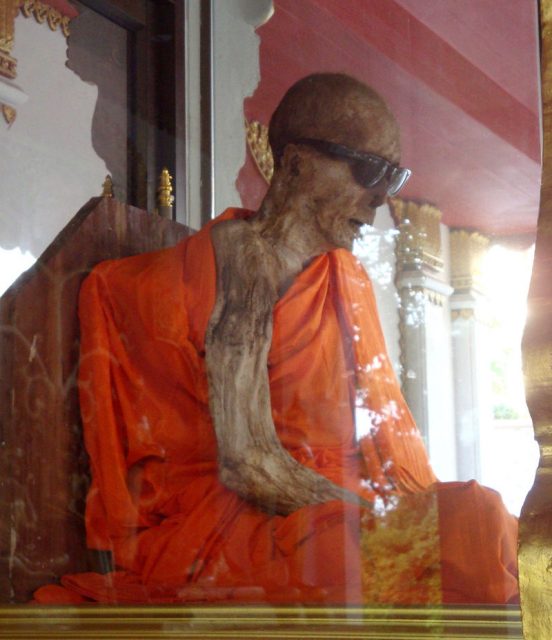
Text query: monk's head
265 73 409 251
269 73 401 166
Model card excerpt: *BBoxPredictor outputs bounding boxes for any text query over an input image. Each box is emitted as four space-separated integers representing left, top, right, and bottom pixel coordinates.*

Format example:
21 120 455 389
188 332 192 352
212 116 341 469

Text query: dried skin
205 221 366 515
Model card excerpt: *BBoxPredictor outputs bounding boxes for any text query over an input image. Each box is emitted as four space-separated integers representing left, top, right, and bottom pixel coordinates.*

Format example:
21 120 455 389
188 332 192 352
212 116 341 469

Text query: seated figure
35 74 519 605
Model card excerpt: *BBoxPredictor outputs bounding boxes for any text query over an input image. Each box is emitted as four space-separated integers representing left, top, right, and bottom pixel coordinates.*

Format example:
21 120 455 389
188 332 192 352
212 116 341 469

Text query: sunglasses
292 137 411 197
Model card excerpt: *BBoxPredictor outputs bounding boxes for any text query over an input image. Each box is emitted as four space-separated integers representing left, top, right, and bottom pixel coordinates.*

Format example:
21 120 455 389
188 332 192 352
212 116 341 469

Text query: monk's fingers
325 484 373 511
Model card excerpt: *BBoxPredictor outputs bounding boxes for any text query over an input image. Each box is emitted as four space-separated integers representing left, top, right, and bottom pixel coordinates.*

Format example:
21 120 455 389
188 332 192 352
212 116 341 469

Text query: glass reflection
0 0 540 620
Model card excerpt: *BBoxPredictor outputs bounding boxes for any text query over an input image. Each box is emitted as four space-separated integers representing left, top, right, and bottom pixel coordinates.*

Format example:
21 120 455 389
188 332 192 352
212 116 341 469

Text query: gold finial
156 167 174 218
157 168 174 207
101 175 114 198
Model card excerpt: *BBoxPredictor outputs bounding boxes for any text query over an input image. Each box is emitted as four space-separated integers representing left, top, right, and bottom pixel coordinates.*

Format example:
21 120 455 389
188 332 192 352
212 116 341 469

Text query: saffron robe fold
34 209 519 604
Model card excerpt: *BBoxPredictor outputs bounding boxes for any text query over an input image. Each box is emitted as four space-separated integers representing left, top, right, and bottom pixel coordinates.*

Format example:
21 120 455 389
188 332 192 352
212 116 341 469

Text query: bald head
269 73 400 168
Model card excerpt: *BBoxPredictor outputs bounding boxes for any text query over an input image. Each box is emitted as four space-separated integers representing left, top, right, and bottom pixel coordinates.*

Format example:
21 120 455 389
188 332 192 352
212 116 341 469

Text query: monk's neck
250 200 330 290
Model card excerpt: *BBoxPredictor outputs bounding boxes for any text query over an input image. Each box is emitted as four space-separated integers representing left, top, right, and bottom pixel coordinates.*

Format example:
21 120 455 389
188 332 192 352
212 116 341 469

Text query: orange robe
35 209 519 604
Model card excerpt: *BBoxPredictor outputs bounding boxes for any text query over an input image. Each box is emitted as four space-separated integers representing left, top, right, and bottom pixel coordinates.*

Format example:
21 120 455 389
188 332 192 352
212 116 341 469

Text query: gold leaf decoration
1 102 15 124
245 118 274 184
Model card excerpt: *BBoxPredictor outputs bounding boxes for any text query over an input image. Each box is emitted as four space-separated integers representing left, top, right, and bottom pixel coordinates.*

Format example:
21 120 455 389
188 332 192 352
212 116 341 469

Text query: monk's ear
280 144 303 178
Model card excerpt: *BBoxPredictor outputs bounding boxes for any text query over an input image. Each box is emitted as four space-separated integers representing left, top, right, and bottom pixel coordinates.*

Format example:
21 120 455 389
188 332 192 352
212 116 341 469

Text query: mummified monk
35 74 519 605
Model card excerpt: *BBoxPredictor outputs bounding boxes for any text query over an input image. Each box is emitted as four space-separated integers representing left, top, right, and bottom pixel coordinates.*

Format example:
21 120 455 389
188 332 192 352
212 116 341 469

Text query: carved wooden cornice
449 229 489 293
392 199 444 273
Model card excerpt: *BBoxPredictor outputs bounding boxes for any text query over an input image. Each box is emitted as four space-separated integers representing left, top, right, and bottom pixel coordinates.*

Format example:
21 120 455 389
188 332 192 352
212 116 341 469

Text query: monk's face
269 78 403 252
306 149 389 251
295 125 400 251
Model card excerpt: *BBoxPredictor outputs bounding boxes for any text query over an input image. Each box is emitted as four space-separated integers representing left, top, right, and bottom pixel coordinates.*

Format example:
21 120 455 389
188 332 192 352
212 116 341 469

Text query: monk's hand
219 446 372 516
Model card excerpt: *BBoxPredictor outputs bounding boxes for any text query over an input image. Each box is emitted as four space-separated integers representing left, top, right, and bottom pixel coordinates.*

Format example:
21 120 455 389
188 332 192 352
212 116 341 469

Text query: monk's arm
205 222 367 516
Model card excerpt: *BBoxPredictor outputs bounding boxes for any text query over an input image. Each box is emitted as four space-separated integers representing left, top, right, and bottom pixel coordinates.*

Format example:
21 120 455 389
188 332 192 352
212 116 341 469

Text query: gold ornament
157 167 174 208
0 0 19 80
1 102 15 124
20 0 71 37
245 118 274 184
101 175 114 198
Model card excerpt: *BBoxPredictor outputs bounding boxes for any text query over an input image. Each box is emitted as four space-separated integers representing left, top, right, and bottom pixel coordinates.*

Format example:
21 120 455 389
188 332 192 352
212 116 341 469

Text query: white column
449 231 492 482
393 200 457 480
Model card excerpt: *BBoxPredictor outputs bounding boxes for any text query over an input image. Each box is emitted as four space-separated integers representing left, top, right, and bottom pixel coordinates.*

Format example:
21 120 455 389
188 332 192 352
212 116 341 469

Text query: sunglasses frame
292 137 411 196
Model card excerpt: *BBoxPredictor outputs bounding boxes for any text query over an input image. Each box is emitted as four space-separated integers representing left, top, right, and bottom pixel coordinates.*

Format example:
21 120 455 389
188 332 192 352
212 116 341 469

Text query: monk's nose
360 186 386 212
366 180 388 209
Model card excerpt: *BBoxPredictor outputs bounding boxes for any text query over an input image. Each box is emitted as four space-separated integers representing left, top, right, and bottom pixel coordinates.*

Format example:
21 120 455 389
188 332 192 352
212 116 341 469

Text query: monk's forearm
206 222 370 514
206 339 367 515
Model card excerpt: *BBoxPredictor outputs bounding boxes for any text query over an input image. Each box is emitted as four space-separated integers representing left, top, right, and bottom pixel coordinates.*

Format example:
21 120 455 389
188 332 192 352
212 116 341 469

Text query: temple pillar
449 230 492 482
393 200 456 480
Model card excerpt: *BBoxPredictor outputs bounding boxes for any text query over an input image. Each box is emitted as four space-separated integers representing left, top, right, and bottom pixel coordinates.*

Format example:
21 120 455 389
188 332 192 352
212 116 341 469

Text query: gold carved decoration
245 118 274 184
403 285 446 307
450 307 491 325
0 0 18 80
20 0 71 37
449 230 489 292
392 199 444 272
519 0 552 637
1 101 14 124
1 0 71 125
451 308 475 321
0 0 19 122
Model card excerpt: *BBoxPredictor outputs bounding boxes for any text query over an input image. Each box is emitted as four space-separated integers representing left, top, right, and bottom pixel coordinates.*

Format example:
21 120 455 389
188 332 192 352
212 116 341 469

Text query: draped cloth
34 209 519 605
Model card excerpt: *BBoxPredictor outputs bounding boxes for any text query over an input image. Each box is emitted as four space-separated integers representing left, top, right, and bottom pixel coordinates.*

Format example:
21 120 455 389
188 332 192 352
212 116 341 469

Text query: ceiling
239 0 541 240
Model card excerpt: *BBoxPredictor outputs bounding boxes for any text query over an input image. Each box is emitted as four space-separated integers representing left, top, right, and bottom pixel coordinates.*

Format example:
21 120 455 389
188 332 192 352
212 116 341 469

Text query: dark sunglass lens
351 158 388 188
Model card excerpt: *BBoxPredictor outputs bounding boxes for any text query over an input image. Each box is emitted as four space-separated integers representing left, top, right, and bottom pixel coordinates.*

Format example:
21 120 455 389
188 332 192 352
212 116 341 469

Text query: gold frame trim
518 0 552 636
0 1 549 638
0 605 522 639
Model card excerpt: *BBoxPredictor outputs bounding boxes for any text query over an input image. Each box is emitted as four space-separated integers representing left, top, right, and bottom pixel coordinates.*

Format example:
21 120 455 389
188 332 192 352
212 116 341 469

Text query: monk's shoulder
210 219 272 272
210 218 257 246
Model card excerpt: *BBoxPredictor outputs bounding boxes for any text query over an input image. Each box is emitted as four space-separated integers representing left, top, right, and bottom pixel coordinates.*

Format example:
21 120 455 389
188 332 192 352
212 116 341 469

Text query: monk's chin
328 239 354 253
331 228 359 252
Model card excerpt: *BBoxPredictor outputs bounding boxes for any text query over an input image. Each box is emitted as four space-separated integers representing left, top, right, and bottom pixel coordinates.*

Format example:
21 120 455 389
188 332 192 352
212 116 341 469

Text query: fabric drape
34 209 518 605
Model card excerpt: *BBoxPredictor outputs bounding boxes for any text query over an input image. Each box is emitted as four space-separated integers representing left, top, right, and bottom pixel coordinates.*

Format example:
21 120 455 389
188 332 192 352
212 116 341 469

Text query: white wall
0 15 107 294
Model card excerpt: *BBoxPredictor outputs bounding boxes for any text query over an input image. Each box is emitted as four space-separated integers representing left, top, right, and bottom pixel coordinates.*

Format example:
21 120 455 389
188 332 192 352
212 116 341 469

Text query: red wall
237 0 540 237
